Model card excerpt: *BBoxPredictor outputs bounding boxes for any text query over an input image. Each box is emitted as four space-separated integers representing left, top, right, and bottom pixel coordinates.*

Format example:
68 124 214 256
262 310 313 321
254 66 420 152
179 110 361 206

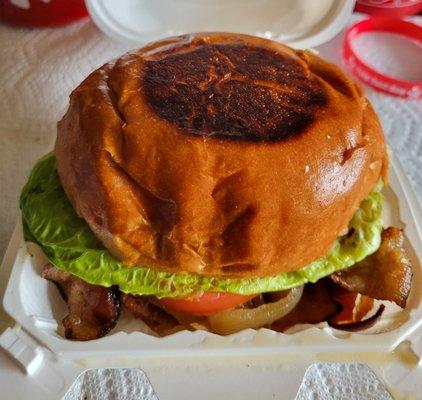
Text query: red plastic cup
355 0 422 17
0 0 89 27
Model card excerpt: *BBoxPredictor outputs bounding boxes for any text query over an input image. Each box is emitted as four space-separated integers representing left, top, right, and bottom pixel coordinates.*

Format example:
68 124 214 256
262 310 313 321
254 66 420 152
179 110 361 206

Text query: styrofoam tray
2 153 422 358
0 153 421 399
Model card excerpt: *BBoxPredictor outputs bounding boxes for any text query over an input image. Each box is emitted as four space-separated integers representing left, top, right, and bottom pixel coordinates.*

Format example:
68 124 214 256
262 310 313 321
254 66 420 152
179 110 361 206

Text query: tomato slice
158 292 255 316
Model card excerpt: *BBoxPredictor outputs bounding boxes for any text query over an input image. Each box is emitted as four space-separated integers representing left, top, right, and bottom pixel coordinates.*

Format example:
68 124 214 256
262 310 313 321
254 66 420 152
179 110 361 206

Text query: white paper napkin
64 368 158 400
0 20 132 259
295 363 392 400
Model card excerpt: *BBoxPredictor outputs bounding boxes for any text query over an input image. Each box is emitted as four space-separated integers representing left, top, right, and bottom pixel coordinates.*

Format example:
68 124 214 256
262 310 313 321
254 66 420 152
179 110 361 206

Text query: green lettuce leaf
20 153 383 298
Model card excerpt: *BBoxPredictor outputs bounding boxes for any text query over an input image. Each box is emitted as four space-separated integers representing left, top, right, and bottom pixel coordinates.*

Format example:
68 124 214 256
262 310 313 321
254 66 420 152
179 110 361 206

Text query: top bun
56 33 387 278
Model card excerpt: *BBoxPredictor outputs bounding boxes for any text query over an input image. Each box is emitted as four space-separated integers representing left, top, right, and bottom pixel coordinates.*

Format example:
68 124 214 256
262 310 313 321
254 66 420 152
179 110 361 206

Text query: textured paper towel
0 14 421 400
0 20 132 261
295 363 392 400
63 368 158 400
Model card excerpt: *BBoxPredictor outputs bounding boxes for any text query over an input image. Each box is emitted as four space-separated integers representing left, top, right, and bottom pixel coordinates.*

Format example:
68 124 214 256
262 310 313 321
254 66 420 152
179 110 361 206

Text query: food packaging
85 0 356 48
1 153 421 399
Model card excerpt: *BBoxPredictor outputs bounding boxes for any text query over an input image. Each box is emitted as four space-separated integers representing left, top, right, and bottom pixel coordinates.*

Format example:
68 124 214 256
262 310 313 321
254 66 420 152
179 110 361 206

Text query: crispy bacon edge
121 293 180 335
42 264 120 341
331 227 413 308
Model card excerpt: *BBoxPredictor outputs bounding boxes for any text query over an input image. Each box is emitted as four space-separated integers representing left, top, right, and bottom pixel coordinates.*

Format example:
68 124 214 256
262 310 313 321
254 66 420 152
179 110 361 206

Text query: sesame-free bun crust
56 33 387 278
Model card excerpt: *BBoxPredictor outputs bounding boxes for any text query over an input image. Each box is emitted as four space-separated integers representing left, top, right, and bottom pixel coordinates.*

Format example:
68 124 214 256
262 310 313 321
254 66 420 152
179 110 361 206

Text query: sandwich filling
21 153 412 339
22 152 382 298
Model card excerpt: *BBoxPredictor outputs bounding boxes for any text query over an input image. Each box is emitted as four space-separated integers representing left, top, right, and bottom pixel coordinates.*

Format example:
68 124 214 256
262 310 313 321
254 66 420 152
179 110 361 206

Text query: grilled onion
207 286 304 335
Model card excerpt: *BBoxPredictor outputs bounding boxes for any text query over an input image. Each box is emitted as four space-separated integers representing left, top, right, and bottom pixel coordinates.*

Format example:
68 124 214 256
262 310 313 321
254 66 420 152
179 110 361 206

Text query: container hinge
0 326 44 374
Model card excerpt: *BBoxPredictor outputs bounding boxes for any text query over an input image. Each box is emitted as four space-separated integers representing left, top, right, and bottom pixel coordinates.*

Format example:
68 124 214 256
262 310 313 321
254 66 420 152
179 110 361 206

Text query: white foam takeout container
85 0 356 48
0 152 421 399
2 148 422 356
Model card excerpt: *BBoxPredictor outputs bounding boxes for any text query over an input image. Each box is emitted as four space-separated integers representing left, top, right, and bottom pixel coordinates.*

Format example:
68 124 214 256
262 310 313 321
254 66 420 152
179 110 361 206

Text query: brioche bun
56 33 387 278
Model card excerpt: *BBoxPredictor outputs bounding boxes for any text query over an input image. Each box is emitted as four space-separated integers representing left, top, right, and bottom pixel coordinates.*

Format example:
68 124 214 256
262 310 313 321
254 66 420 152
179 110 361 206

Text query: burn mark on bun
143 42 326 142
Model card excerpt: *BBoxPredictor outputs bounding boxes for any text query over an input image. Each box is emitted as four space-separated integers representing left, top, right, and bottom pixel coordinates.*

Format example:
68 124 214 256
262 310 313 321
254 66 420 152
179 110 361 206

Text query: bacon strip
325 285 386 331
328 305 385 332
42 227 413 339
331 227 413 308
121 294 180 335
42 264 120 341
270 280 341 332
328 286 374 325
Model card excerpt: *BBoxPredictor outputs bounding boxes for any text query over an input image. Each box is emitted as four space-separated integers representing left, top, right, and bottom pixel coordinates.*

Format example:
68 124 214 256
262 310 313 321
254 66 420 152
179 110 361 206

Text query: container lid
85 0 355 48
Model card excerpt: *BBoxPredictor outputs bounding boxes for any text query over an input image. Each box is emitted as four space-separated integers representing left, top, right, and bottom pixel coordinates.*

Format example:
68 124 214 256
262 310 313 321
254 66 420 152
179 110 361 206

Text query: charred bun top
56 33 387 278
143 40 326 142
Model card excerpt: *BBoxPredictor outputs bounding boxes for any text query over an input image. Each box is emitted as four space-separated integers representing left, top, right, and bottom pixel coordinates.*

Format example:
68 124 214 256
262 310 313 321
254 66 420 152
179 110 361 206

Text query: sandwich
20 33 413 341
